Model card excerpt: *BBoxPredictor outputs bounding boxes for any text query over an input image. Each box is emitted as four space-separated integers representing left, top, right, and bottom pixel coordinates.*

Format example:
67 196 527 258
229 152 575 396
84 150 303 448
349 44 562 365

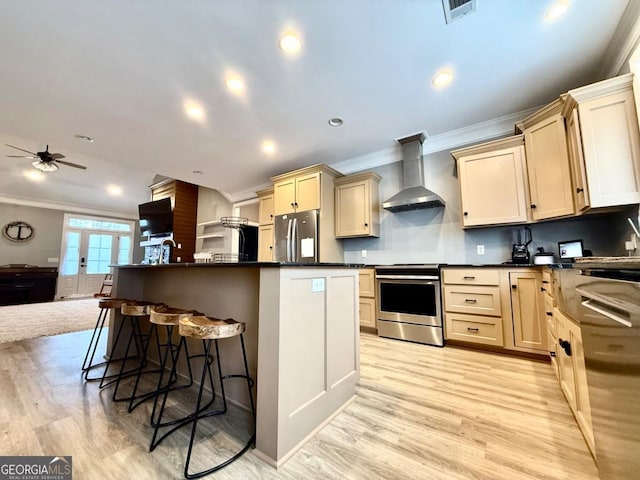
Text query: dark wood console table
0 265 58 306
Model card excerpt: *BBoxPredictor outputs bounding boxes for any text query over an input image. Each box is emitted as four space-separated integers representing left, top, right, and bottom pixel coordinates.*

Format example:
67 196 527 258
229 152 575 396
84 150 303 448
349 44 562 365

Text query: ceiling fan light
32 160 58 172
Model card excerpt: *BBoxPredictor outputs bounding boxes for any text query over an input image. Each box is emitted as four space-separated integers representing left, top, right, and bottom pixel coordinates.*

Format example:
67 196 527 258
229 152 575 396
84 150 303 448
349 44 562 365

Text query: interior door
77 231 116 295
58 230 131 297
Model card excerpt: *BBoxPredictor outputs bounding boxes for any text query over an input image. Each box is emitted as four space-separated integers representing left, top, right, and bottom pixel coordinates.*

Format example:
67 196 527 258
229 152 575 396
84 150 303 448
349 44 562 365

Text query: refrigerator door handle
286 219 293 262
292 218 298 261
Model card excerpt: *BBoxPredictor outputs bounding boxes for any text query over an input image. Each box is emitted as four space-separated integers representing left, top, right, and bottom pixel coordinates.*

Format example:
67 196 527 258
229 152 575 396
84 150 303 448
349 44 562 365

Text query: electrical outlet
361 249 367 258
177 243 182 249
477 245 485 255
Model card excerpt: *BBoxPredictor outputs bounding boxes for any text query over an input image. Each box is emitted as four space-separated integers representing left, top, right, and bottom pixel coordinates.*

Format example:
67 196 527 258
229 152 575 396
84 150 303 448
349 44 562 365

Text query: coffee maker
511 226 532 264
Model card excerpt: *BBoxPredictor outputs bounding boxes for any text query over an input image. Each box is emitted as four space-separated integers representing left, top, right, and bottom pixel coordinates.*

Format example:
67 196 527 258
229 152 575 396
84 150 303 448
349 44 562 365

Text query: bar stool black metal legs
151 315 256 479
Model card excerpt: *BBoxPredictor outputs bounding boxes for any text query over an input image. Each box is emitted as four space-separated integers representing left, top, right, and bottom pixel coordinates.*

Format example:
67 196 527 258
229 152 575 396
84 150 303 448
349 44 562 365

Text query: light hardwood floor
0 330 597 479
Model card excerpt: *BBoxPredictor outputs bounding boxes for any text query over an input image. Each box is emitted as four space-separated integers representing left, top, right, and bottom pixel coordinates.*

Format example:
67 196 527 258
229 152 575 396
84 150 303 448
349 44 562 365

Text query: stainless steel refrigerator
274 210 319 263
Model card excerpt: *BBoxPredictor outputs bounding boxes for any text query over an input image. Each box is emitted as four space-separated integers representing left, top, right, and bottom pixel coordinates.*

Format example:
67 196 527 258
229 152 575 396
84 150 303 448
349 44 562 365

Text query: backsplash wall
342 149 639 265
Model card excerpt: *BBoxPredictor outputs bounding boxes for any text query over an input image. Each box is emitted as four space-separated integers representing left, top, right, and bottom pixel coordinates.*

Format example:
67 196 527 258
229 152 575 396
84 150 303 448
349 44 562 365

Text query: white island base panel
256 267 360 467
110 264 359 468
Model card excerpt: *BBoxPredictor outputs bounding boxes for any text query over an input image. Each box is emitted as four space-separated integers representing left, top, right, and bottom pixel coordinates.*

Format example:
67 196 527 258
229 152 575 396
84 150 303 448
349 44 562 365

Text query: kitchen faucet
158 238 176 264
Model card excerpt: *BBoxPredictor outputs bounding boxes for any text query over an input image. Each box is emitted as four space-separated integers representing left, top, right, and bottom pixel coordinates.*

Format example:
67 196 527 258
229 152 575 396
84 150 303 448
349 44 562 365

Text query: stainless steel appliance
375 265 443 346
573 263 640 480
274 210 319 263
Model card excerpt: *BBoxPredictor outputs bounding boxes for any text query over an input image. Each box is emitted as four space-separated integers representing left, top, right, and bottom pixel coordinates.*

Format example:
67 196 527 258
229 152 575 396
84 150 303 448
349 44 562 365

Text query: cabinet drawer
445 312 504 346
542 269 552 286
358 269 375 298
442 269 499 286
444 285 501 316
359 298 376 329
547 328 559 381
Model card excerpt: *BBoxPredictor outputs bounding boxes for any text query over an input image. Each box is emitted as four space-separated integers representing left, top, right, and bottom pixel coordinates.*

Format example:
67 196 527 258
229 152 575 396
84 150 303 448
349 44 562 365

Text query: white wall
342 150 635 265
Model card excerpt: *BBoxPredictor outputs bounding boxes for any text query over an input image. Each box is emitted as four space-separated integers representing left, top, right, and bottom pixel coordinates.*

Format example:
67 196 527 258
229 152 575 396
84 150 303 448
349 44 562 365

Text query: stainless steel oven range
375 264 443 347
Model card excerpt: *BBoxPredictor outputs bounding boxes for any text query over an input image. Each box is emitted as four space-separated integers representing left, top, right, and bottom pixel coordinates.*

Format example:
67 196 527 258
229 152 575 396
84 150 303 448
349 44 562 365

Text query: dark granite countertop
438 263 574 269
114 261 365 269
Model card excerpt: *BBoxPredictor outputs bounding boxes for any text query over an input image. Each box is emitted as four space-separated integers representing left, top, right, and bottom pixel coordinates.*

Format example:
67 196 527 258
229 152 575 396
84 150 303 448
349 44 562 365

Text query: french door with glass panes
58 230 131 297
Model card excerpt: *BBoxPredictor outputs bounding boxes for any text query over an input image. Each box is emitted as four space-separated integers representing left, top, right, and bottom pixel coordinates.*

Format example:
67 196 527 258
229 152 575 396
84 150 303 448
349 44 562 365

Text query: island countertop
115 261 365 269
109 263 359 469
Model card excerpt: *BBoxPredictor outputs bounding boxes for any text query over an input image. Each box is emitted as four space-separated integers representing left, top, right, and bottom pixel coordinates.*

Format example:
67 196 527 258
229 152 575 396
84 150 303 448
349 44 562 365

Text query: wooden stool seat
98 298 130 309
179 316 245 340
121 301 158 316
150 306 198 326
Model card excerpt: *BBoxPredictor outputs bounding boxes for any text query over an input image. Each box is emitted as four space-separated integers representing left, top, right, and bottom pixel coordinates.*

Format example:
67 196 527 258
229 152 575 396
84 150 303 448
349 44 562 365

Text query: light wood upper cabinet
273 172 320 215
334 172 381 238
510 271 547 352
564 73 640 209
452 135 529 227
257 188 274 225
258 224 274 261
522 99 575 221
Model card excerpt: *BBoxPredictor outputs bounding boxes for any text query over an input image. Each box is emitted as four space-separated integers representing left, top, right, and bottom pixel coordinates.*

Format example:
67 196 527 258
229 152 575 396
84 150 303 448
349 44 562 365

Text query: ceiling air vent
442 0 476 24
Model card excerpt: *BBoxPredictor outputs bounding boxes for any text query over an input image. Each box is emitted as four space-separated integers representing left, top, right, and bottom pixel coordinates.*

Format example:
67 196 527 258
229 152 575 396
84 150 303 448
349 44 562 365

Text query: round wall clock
2 221 35 243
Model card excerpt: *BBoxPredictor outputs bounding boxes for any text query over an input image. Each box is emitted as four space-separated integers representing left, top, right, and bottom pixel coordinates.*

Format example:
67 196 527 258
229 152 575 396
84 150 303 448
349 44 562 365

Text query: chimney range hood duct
382 132 446 212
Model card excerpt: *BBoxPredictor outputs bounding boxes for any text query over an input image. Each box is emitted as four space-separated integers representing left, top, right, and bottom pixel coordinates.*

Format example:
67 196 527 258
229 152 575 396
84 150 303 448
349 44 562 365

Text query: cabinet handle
463 212 468 216
269 245 273 249
295 202 298 208
463 276 475 280
511 284 517 289
364 223 368 227
270 214 273 219
559 338 572 356
542 280 549 284
530 204 537 209
550 351 556 357
467 327 479 333
541 287 546 292
464 299 477 304
291 202 295 207
546 312 553 317
576 187 584 193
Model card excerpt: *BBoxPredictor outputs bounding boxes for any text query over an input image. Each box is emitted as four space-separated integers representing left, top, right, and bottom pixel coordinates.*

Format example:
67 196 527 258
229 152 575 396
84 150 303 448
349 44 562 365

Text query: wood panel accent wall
150 179 198 263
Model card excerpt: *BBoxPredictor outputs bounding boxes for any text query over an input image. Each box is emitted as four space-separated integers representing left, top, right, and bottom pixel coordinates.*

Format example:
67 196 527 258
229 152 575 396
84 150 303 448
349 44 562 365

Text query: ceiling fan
5 144 87 172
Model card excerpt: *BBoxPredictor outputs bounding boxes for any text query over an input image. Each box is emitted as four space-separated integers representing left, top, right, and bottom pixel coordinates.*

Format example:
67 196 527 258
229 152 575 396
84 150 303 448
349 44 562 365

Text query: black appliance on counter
511 226 532 264
375 265 443 347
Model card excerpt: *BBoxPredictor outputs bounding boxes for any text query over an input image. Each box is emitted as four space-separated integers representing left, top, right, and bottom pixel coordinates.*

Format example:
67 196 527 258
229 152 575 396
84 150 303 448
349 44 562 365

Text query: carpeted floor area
0 298 100 343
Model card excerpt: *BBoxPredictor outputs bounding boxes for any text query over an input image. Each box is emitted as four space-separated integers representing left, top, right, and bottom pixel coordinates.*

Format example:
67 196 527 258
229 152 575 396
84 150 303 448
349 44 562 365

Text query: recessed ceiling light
279 34 302 54
192 170 204 175
432 69 455 88
106 184 123 196
261 140 276 155
23 170 45 182
74 134 94 142
184 103 206 121
545 0 570 21
225 77 245 92
328 118 344 127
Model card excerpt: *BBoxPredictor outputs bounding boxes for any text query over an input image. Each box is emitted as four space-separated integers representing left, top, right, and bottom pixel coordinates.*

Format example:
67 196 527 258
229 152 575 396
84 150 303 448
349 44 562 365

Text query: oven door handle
581 299 632 328
376 275 440 281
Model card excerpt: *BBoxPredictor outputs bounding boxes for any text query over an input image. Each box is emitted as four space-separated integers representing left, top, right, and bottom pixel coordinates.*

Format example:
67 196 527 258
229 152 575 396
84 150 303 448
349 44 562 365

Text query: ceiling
0 0 633 217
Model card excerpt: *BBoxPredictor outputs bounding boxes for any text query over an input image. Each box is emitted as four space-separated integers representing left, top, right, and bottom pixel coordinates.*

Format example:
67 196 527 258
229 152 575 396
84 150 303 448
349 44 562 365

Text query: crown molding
0 195 138 219
329 105 542 175
598 1 640 78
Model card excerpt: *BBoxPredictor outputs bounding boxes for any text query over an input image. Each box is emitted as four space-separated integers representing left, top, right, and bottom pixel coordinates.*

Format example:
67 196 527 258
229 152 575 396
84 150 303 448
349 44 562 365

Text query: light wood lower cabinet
445 312 503 346
555 307 594 456
442 267 546 354
510 271 547 352
358 268 376 330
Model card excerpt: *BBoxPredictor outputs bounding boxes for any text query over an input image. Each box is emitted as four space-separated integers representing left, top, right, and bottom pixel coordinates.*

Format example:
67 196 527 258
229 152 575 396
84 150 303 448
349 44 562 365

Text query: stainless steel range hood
382 133 445 212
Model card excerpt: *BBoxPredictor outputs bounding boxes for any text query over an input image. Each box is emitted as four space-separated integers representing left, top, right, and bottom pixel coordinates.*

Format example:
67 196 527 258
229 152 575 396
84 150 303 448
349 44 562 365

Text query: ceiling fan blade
6 155 37 158
55 159 87 170
5 144 37 155
49 153 66 159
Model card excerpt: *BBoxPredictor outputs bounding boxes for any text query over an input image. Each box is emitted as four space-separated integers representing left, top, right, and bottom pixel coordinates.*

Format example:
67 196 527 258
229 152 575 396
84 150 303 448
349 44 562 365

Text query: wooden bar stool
81 297 130 381
99 300 158 395
151 315 256 479
127 306 199 417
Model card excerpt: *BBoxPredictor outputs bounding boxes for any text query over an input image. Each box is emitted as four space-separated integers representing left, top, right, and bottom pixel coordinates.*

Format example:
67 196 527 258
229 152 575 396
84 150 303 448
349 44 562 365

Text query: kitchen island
110 262 360 468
